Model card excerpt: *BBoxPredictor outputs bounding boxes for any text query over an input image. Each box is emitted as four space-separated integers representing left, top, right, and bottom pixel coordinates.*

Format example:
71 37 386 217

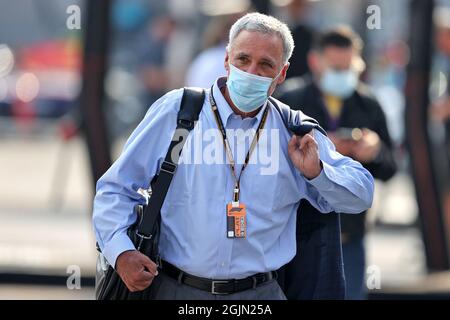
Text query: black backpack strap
137 87 205 237
268 97 327 137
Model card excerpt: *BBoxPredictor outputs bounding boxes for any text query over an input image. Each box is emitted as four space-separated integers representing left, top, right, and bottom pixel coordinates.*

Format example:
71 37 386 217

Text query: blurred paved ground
0 127 447 299
0 285 94 300
0 134 97 276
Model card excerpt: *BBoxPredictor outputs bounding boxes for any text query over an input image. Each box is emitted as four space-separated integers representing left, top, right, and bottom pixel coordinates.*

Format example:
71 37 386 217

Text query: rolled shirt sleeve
300 129 375 214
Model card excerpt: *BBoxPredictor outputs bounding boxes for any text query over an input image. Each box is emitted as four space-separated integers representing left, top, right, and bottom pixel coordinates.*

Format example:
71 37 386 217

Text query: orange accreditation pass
226 202 246 238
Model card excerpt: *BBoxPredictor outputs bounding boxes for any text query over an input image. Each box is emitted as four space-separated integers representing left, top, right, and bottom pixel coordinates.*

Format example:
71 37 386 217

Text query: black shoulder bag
95 87 205 300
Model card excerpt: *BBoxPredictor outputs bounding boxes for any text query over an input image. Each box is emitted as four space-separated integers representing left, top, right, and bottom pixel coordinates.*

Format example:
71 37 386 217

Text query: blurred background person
275 0 314 79
185 12 246 88
138 13 176 108
432 6 450 124
277 26 397 299
431 6 450 216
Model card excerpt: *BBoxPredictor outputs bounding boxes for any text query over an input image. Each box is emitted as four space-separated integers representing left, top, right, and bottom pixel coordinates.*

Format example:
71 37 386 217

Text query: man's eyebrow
235 52 276 66
236 52 250 58
260 57 276 66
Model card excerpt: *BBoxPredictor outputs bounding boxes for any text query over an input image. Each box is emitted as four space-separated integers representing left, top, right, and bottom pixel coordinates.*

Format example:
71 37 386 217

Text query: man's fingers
140 255 158 276
289 134 318 154
134 279 153 291
299 134 309 150
288 135 298 153
129 269 154 291
135 270 155 290
299 134 316 150
125 282 139 292
138 269 154 281
128 280 151 292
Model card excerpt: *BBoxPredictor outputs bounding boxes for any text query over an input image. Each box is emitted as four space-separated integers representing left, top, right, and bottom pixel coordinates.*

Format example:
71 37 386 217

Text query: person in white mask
93 14 374 300
277 26 396 300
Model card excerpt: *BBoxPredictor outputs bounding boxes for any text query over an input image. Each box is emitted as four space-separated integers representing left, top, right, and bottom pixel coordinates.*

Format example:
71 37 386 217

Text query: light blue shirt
93 77 374 279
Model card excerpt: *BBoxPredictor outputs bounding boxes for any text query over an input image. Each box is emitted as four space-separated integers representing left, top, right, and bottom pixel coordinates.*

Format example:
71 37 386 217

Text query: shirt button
221 262 225 267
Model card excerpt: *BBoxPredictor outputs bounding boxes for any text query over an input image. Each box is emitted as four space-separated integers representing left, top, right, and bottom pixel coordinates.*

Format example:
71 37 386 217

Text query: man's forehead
229 31 284 62
322 46 354 56
320 46 365 71
232 30 283 48
321 46 355 62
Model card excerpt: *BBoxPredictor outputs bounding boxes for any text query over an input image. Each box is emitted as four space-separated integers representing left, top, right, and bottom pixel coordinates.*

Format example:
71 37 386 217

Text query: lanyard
209 86 269 201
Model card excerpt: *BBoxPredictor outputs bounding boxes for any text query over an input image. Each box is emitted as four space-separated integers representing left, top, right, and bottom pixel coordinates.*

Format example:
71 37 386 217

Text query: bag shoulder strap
137 87 205 237
268 96 327 136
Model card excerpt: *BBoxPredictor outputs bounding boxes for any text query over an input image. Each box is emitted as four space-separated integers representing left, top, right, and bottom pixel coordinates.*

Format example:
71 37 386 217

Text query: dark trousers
342 238 366 300
149 272 287 300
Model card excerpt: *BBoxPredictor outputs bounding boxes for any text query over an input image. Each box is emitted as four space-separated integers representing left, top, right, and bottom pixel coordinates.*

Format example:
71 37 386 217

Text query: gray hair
226 12 295 65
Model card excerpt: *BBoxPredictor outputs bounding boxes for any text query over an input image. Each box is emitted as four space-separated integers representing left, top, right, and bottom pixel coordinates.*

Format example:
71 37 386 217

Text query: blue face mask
319 69 358 98
226 63 280 113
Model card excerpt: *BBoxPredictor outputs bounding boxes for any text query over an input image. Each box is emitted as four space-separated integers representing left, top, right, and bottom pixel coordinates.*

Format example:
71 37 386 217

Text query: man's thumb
141 255 158 275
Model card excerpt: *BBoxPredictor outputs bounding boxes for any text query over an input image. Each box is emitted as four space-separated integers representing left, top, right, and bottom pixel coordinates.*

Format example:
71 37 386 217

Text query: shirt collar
212 77 268 127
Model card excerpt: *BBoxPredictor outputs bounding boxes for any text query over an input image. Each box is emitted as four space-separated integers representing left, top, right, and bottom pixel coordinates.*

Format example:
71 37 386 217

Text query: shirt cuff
305 161 337 192
102 231 136 269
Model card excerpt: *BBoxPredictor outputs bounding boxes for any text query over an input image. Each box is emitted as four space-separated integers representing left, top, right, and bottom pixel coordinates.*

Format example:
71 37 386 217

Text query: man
93 13 374 300
433 6 450 124
277 27 396 299
432 6 450 217
279 0 314 79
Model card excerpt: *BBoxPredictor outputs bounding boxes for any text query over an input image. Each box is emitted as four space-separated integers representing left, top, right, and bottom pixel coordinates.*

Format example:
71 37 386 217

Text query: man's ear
277 62 290 85
224 51 230 73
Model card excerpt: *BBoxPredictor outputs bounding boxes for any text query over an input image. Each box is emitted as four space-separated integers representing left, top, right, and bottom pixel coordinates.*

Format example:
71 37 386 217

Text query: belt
160 260 277 295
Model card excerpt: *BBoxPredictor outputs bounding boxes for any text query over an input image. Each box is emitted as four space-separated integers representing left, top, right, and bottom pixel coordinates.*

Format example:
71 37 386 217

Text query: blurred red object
58 118 80 141
18 39 81 71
